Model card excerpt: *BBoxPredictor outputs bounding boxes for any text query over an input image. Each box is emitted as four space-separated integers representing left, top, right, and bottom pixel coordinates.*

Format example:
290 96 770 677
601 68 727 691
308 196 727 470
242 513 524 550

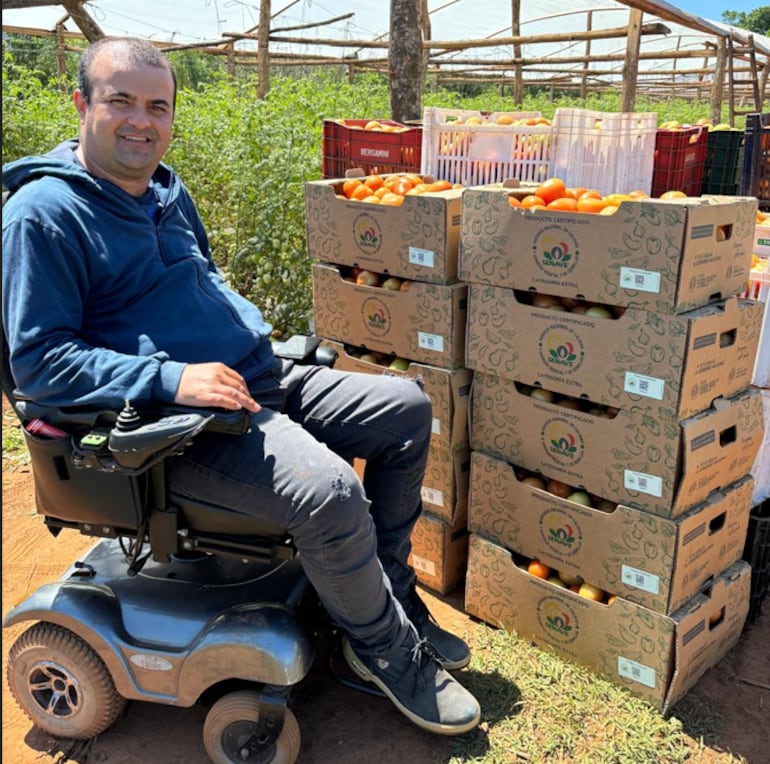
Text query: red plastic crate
651 126 708 197
322 119 422 179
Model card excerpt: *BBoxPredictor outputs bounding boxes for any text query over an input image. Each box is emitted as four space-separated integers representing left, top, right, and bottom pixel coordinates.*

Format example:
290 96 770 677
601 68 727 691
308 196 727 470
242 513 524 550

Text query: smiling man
2 37 481 737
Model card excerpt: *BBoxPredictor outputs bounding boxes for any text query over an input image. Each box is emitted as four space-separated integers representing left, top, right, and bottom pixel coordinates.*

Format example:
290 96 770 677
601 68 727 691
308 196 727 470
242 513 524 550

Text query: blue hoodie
2 140 275 409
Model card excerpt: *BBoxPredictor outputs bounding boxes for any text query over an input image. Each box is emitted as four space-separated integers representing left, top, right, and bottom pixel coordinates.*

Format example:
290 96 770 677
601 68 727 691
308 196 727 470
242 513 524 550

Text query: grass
436 624 747 764
2 401 29 469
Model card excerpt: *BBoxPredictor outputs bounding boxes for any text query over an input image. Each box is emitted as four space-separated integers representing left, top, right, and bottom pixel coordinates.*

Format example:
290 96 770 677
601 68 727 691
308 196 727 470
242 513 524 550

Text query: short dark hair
78 37 177 111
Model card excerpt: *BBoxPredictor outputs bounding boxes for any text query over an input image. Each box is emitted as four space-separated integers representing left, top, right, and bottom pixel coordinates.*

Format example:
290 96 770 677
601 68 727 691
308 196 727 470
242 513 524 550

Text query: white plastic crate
750 388 770 505
743 265 770 387
420 107 553 186
549 108 658 196
755 223 770 256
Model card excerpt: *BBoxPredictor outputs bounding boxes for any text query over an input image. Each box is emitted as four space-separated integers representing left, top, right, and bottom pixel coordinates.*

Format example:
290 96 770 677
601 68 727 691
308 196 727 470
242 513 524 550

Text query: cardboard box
320 339 472 449
465 533 750 713
409 511 469 595
305 176 462 284
312 263 467 370
470 372 764 518
468 450 754 614
459 189 756 314
465 286 763 421
422 445 471 525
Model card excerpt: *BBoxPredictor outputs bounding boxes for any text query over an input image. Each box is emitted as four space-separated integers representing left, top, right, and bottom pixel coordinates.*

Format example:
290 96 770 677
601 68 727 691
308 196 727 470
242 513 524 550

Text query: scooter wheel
7 621 126 739
203 691 300 764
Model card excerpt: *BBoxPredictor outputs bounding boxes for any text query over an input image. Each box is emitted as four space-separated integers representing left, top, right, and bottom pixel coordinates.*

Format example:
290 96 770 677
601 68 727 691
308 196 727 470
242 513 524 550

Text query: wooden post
257 0 271 99
390 0 423 123
711 37 727 125
621 8 642 112
581 11 593 101
511 0 522 105
55 21 67 91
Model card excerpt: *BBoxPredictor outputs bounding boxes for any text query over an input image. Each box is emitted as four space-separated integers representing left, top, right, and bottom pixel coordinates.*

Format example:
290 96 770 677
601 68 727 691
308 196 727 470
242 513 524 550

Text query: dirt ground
2 456 769 764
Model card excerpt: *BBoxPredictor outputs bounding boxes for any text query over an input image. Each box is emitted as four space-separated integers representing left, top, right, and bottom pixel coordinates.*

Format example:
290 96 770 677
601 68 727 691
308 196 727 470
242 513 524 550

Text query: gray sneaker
343 635 481 736
402 588 471 671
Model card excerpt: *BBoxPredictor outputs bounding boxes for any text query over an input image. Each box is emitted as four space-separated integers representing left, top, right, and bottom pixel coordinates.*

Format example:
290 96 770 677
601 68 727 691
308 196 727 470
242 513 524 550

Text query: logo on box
538 326 585 373
361 296 391 336
542 418 585 466
353 212 383 254
539 509 583 554
538 597 580 643
532 224 580 276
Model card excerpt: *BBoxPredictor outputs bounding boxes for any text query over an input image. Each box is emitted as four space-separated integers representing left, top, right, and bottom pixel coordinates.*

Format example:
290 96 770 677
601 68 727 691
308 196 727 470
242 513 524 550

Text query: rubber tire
203 691 301 764
7 622 126 739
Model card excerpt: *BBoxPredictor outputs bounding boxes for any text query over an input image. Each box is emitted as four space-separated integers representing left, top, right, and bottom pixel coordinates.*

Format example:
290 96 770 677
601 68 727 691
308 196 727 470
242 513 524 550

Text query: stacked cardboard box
306 174 473 593
458 187 764 711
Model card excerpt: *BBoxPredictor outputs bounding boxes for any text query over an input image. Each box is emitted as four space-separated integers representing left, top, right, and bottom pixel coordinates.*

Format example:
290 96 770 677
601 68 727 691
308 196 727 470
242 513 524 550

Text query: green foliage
0 46 745 335
2 50 78 163
723 7 770 36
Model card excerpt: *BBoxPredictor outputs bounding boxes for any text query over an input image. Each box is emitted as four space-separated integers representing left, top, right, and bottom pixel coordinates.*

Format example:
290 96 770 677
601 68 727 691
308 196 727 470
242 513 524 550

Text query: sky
2 1 764 47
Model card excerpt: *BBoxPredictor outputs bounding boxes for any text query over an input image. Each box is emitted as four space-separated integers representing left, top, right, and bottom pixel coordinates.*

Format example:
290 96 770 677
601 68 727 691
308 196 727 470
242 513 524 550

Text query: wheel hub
221 718 279 763
28 660 82 719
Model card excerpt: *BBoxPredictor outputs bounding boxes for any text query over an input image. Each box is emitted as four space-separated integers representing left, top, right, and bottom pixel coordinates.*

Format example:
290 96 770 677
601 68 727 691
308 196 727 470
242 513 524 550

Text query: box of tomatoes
459 181 757 314
465 532 751 713
305 171 464 284
467 449 753 615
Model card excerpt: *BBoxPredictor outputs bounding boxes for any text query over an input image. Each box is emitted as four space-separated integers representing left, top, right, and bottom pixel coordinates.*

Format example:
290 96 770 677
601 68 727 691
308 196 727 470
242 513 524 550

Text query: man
2 37 480 735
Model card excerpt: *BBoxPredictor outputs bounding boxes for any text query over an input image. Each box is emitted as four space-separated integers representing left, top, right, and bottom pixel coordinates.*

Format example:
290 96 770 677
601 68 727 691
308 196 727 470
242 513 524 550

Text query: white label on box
619 267 661 294
421 486 445 507
418 332 445 352
624 372 665 401
618 656 657 688
431 417 442 435
412 555 437 576
621 565 660 595
624 469 663 498
409 247 435 268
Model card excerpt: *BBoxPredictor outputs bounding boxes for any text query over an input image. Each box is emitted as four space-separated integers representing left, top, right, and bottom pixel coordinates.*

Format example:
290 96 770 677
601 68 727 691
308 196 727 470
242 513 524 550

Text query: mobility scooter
3 333 338 764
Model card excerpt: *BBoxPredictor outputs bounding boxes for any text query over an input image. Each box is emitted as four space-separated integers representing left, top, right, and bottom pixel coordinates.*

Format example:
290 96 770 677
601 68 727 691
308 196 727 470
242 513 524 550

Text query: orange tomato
363 174 385 192
547 197 578 212
508 195 523 208
351 184 373 201
528 560 552 579
535 177 567 204
392 179 414 196
380 192 404 206
521 194 547 208
427 179 453 192
374 186 390 200
627 189 650 200
660 190 687 199
342 178 362 199
576 197 607 214
569 186 587 200
578 189 602 201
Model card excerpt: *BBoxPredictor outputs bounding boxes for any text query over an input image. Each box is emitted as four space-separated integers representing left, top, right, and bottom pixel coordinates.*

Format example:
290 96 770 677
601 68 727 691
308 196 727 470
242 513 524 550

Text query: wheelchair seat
1 329 334 573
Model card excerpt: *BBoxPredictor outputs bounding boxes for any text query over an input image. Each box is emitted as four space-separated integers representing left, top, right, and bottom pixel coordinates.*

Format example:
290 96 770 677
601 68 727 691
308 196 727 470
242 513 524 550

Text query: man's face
74 50 174 196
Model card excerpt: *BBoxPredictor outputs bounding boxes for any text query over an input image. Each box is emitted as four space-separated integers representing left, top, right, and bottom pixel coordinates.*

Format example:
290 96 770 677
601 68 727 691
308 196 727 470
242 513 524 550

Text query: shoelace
402 637 442 692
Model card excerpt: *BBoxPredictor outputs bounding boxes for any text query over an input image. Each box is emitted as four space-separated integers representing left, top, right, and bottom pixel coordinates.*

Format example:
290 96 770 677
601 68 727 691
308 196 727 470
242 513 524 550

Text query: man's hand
175 363 261 413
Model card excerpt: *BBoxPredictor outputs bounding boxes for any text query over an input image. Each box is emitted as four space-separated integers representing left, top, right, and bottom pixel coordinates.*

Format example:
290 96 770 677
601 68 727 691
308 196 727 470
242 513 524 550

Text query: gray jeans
166 359 432 656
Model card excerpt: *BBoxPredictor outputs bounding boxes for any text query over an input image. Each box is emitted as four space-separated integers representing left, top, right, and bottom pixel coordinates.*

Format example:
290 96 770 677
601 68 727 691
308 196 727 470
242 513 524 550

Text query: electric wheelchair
2 330 340 764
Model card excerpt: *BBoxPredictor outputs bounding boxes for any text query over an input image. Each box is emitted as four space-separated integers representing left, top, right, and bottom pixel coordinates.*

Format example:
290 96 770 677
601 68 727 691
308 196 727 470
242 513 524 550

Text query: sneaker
343 635 480 736
402 588 471 671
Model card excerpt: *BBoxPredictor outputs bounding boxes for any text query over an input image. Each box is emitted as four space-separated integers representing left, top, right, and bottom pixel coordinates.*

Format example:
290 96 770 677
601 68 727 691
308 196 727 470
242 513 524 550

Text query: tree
722 7 770 36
